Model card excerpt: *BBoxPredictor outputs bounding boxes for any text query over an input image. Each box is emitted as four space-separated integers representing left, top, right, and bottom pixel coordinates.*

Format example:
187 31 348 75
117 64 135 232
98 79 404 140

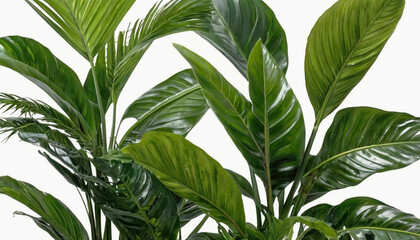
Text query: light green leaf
123 131 247 237
0 36 96 137
26 0 136 58
305 107 420 202
120 69 209 146
305 0 405 121
198 0 288 77
0 176 89 240
302 197 420 240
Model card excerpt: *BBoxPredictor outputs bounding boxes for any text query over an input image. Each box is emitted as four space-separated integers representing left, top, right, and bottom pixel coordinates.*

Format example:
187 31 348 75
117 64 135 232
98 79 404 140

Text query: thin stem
95 169 103 240
249 167 262 228
86 192 96 239
88 57 107 154
103 219 112 240
188 215 209 238
281 124 319 218
108 101 117 150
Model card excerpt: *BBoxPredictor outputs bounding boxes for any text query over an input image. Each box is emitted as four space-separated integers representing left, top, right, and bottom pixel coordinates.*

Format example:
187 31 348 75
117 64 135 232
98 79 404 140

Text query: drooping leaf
0 176 89 240
0 36 96 137
88 156 179 240
123 131 247 237
247 40 305 192
302 197 420 239
120 69 209 146
14 211 64 240
26 0 136 59
198 0 288 77
305 0 405 121
305 107 420 202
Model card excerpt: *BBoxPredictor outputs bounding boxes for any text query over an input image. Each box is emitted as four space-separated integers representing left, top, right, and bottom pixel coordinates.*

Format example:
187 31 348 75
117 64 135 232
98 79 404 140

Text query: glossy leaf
26 0 136 59
305 107 420 202
88 157 179 240
247 40 305 192
123 131 247 237
0 176 89 240
226 169 255 200
120 69 209 146
302 197 420 239
198 0 288 77
305 0 405 121
0 36 96 136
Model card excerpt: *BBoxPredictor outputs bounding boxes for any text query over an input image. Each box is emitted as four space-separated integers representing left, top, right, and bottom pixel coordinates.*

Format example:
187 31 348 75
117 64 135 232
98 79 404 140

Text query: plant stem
86 192 97 239
103 219 112 240
95 169 103 240
249 167 262 227
109 101 117 150
188 215 209 238
281 124 319 218
88 57 107 154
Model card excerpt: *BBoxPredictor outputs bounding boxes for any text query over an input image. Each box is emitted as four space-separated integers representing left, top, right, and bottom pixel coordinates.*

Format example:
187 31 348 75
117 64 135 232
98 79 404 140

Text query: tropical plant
120 0 420 239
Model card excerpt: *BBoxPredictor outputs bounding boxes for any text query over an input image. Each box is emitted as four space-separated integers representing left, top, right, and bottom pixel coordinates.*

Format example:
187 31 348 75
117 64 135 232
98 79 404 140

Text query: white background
1 0 420 239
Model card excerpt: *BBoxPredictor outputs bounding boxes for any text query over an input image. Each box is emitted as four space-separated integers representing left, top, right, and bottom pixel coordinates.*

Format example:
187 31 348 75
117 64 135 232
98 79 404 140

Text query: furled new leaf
89 157 179 240
0 36 96 136
123 131 247 237
198 0 288 77
305 0 405 121
305 107 420 202
302 197 420 239
120 69 209 146
0 176 89 240
26 0 136 59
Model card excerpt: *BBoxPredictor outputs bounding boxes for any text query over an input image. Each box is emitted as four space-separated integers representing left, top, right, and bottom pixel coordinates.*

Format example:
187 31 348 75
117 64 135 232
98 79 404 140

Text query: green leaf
247 40 305 192
89 157 180 240
14 211 65 240
123 131 247 237
198 0 288 77
226 169 255 200
26 0 136 59
188 233 225 240
0 36 96 137
120 69 209 146
305 0 405 121
305 107 420 202
0 176 89 240
302 197 420 240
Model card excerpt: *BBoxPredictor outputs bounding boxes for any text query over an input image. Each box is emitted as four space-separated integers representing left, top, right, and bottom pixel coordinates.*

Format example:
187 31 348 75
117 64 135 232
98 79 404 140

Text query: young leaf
26 0 136 59
302 197 420 239
0 36 96 137
120 69 209 146
305 107 420 202
198 0 288 77
305 0 405 121
0 176 89 240
123 131 247 238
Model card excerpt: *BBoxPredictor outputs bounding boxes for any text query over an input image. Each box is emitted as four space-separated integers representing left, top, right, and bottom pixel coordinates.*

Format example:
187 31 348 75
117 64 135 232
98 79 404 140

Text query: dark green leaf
26 0 136 58
302 197 420 239
120 69 209 146
89 157 180 240
305 107 420 202
123 131 247 237
188 233 225 240
226 169 255 200
14 211 64 240
0 36 96 136
0 176 89 240
305 0 405 121
198 0 288 77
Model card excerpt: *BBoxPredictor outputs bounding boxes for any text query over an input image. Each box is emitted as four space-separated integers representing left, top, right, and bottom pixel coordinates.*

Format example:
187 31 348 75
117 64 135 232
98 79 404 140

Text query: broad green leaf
26 0 136 59
0 176 89 240
198 0 288 77
247 40 305 192
89 157 179 240
0 36 96 137
305 107 420 202
305 0 405 121
226 169 255 200
120 69 209 146
178 200 204 227
14 211 64 240
188 233 225 240
302 197 420 240
123 131 247 237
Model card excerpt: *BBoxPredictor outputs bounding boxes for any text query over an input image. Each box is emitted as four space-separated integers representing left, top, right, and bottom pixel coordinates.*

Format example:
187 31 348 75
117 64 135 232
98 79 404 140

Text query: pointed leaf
226 169 255 200
0 176 89 240
198 0 288 77
123 131 247 237
303 197 420 240
26 0 136 58
305 107 420 202
0 36 96 136
120 69 209 146
248 40 305 192
305 0 405 121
